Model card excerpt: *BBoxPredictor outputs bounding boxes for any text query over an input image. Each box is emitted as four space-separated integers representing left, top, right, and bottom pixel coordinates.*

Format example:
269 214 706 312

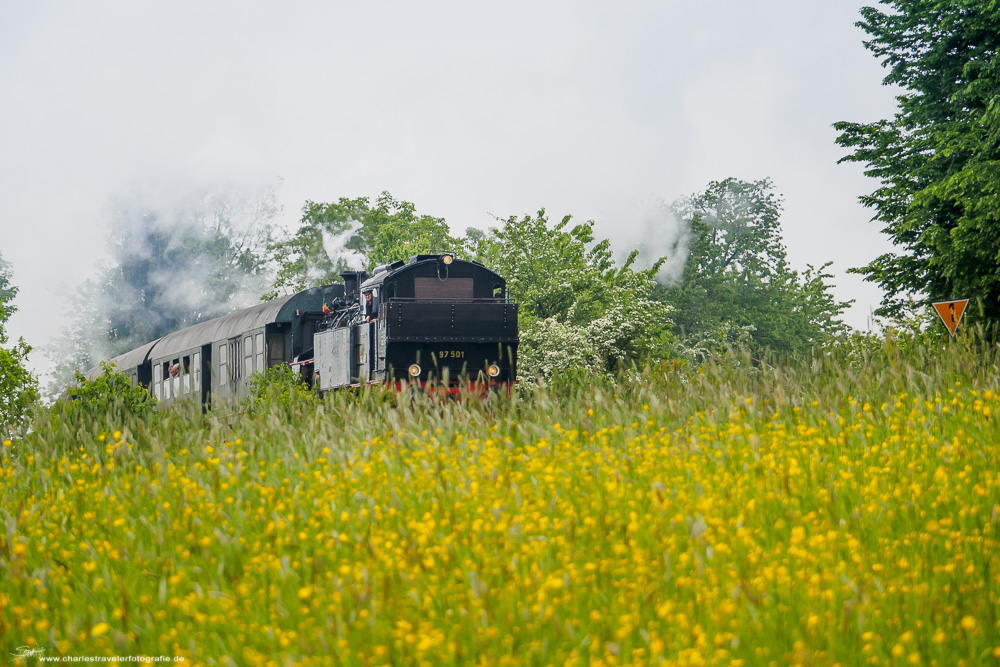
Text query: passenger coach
86 285 343 406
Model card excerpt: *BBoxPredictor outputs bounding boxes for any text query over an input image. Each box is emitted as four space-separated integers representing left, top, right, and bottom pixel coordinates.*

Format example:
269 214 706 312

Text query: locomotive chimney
340 271 368 300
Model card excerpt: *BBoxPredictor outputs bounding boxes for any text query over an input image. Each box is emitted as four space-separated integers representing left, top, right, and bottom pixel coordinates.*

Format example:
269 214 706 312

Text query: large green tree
0 252 39 434
834 1 1000 318
471 211 672 382
659 178 851 358
267 192 460 297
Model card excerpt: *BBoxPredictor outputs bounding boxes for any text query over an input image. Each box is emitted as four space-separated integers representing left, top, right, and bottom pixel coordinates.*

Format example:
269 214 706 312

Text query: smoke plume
46 177 282 394
321 221 367 272
602 197 690 285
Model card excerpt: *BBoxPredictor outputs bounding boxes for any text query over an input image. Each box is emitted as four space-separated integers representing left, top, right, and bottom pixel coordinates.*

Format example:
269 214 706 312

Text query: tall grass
2 328 999 665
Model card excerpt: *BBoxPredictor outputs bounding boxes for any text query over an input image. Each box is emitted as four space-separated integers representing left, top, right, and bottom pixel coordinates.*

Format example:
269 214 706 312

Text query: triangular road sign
932 299 969 335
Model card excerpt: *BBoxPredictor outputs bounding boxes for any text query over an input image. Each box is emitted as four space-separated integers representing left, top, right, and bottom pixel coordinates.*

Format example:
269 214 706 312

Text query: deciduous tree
0 253 39 434
267 192 460 296
659 178 851 358
834 1 1000 318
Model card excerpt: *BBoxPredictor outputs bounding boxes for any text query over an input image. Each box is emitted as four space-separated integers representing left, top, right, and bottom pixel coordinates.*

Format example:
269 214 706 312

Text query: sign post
931 299 969 336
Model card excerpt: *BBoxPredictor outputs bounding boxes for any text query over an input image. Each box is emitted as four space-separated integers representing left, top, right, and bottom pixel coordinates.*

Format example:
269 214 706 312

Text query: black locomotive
311 253 518 391
86 254 518 405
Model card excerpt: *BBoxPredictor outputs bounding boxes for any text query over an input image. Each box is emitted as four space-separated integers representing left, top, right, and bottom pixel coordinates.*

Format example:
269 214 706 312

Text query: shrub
55 363 158 422
243 364 320 417
0 325 38 437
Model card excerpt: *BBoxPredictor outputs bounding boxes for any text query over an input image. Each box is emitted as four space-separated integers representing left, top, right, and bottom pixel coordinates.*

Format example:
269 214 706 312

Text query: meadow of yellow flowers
2 339 999 666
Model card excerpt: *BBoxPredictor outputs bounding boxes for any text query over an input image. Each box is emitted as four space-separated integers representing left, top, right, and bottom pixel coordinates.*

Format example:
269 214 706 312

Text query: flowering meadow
2 338 1000 666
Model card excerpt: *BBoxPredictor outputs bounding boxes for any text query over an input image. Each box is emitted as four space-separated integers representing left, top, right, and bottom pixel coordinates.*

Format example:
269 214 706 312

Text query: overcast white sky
1 1 899 379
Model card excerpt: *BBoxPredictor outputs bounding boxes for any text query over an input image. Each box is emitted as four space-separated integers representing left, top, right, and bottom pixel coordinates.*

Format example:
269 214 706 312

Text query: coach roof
85 339 160 379
147 285 344 360
147 295 296 360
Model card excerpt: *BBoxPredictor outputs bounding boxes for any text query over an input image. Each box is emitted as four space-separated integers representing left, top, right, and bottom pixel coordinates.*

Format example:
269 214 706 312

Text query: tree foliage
267 192 461 297
834 1 1000 318
0 253 39 435
471 211 673 383
0 253 17 324
659 178 851 358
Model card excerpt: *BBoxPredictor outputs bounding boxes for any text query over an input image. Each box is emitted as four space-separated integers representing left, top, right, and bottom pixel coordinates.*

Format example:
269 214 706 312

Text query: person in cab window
365 291 379 322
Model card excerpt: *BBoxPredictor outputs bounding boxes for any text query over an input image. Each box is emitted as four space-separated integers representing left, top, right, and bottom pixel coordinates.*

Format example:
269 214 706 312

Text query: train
85 254 518 404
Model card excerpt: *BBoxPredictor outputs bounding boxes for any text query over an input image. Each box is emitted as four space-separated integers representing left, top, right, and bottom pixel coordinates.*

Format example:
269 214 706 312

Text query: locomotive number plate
436 350 466 359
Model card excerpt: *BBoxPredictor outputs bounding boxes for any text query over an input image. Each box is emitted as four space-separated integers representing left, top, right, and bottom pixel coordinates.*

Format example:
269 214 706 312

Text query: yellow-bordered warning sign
932 299 969 335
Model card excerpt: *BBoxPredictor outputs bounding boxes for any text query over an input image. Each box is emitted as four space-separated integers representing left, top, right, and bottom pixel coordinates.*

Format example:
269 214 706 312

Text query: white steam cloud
321 221 367 272
44 176 282 393
602 198 690 285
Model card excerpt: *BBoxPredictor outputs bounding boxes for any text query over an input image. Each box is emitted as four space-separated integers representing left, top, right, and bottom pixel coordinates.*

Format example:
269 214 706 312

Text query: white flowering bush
516 318 601 385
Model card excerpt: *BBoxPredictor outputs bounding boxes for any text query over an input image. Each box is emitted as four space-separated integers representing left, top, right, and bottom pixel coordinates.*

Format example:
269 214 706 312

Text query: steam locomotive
87 254 518 405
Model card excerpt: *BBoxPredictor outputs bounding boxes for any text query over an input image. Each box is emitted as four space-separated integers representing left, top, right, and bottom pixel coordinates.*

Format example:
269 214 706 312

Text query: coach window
161 362 171 400
193 352 201 391
218 344 228 387
153 363 162 399
183 355 191 394
243 336 253 378
255 333 264 372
